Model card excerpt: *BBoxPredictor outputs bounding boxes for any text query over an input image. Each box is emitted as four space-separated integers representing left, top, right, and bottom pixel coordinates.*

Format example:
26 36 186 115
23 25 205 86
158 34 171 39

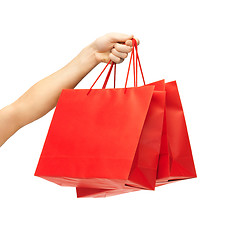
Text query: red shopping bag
76 79 197 198
156 80 197 185
76 41 197 197
35 39 165 190
76 79 166 198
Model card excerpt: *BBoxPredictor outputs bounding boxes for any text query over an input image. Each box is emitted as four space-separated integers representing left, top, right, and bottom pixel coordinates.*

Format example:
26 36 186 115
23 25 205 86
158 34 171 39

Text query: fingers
125 38 140 47
111 48 128 59
114 43 132 53
108 34 140 64
106 32 139 48
110 43 131 64
107 32 134 43
109 53 124 64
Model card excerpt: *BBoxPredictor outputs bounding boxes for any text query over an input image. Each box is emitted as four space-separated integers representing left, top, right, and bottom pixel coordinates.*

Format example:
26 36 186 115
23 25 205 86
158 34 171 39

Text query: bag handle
124 38 139 93
134 38 146 86
102 61 116 89
87 60 111 95
104 38 146 92
123 38 146 92
87 38 145 95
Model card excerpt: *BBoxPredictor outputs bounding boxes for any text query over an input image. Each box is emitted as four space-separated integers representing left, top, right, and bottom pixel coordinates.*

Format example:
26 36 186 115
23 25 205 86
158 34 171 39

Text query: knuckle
110 53 121 64
112 48 118 55
116 58 121 64
109 53 115 62
112 48 128 59
125 40 132 46
114 43 121 51
114 43 127 52
129 46 133 52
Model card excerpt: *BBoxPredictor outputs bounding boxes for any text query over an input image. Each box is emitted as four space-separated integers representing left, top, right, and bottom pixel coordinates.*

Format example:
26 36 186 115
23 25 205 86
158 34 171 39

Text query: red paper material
76 80 197 197
34 85 156 189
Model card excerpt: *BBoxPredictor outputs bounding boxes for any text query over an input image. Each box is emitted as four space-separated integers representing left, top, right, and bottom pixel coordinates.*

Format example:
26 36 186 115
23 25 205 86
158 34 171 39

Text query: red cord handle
134 39 146 85
102 61 114 89
87 38 145 95
87 60 111 95
124 38 145 93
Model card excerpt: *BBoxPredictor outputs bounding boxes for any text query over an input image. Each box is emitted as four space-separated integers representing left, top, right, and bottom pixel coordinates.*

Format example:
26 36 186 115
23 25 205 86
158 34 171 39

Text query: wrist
64 43 99 75
88 41 104 64
60 42 101 85
76 43 99 66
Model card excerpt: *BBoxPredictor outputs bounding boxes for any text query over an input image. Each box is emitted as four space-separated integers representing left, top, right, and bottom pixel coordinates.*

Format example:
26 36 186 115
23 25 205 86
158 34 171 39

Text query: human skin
0 33 139 147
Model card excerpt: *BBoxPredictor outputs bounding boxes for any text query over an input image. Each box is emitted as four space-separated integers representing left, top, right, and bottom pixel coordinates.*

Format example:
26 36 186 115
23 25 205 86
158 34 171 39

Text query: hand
91 32 140 64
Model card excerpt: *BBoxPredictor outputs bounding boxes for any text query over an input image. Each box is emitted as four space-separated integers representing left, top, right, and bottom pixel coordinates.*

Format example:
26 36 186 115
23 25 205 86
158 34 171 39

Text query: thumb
107 32 134 43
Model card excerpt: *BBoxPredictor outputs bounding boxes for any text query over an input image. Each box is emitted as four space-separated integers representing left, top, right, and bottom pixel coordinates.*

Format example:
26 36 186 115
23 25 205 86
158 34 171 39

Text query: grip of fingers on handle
87 38 143 95
104 38 138 89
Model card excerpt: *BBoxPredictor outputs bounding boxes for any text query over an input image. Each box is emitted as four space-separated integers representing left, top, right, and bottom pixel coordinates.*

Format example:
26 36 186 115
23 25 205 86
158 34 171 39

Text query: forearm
0 44 98 146
0 105 18 146
12 43 99 128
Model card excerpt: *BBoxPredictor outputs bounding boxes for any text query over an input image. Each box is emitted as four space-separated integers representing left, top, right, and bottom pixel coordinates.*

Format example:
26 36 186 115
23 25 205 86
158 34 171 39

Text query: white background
0 0 239 239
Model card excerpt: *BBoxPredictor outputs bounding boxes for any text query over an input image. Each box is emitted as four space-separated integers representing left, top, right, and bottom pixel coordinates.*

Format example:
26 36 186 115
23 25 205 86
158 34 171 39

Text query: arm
0 33 138 147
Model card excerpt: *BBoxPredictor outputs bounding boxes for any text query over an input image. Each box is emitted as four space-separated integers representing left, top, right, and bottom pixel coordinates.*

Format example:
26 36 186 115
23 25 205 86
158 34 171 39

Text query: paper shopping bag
34 84 155 189
76 79 197 197
156 80 197 185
